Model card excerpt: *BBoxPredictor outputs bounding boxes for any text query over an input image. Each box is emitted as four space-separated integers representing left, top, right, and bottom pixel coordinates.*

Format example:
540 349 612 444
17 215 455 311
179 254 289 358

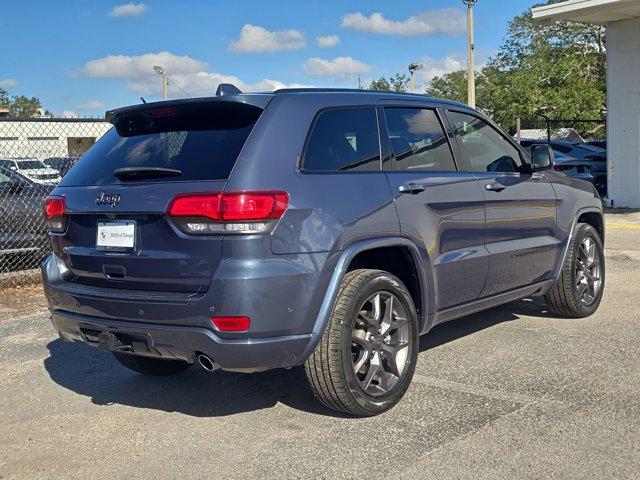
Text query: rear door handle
398 183 426 194
485 182 506 192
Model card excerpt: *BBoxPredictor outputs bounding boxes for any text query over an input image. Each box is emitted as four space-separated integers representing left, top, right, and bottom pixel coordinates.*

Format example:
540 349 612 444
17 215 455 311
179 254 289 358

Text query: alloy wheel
575 236 602 306
350 291 411 397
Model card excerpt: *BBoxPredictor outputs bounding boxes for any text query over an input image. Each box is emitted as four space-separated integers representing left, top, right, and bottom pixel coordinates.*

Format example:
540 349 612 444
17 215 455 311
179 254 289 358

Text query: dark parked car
0 166 53 268
43 157 78 178
42 89 605 416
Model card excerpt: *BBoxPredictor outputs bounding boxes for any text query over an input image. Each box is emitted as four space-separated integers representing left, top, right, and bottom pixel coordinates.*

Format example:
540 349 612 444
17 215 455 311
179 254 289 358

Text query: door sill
433 279 555 325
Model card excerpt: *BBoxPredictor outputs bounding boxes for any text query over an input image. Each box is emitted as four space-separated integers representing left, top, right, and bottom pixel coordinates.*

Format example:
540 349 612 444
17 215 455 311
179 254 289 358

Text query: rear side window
61 101 263 186
384 107 456 172
303 107 380 172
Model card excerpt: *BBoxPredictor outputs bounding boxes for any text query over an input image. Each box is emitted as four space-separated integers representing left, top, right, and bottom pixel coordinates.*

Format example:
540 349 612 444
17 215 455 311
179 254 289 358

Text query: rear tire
113 352 192 375
545 222 605 318
305 269 419 416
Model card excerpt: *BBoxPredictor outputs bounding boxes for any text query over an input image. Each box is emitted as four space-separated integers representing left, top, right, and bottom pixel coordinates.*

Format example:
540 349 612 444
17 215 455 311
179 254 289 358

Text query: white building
533 0 640 208
0 120 112 160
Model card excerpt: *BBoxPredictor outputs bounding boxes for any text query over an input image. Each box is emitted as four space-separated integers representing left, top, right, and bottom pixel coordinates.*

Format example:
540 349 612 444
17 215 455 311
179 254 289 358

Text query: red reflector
44 196 66 219
167 191 288 221
212 316 250 332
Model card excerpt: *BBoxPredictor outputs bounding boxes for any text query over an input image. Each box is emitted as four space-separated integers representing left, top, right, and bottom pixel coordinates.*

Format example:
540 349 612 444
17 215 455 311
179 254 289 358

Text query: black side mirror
531 145 555 171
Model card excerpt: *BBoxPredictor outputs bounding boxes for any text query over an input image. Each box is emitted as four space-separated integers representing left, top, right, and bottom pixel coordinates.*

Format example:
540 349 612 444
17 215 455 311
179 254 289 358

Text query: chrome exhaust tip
197 353 216 372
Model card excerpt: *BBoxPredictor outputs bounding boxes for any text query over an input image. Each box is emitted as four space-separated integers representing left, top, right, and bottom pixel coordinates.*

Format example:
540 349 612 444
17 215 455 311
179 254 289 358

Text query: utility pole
408 63 423 94
462 0 477 108
153 65 168 101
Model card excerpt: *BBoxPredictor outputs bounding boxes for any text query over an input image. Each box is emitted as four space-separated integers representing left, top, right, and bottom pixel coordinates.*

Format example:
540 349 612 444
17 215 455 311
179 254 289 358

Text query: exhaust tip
197 353 216 372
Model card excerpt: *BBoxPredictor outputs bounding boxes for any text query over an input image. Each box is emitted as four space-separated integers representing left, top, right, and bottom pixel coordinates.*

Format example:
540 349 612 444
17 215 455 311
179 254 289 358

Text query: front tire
545 222 605 317
305 269 419 416
113 352 192 375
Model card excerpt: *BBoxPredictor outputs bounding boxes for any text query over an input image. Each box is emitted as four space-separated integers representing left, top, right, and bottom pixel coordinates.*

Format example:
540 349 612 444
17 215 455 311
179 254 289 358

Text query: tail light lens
212 316 250 332
554 164 573 172
166 191 289 235
44 196 67 233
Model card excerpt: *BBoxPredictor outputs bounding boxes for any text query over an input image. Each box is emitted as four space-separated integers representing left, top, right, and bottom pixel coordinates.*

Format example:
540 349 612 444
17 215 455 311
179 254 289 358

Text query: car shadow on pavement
44 297 551 418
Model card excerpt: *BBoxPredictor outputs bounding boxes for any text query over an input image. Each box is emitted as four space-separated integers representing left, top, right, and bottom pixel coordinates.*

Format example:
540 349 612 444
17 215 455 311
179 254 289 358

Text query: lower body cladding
50 311 314 372
42 249 336 372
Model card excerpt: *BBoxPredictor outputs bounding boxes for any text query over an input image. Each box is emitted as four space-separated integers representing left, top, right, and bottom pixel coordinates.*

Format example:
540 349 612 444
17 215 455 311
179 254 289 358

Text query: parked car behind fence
0 118 111 286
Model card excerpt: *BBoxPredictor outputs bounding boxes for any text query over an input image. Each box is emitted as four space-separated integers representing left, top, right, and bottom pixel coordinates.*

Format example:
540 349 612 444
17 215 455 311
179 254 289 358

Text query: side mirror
531 145 555 171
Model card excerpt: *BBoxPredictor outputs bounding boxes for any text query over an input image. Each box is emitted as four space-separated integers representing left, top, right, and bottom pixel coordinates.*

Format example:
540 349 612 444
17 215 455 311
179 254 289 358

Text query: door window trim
298 105 384 175
379 105 461 174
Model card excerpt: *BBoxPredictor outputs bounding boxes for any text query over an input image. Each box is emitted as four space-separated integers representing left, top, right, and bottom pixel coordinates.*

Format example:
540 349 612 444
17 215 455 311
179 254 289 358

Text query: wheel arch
302 237 433 360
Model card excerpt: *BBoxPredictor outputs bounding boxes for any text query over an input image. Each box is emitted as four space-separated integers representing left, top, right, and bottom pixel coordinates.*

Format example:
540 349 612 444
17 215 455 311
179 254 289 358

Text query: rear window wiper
114 167 182 181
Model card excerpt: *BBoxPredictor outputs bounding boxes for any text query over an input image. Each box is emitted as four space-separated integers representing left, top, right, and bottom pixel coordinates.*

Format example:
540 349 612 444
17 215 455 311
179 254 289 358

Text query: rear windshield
61 101 263 186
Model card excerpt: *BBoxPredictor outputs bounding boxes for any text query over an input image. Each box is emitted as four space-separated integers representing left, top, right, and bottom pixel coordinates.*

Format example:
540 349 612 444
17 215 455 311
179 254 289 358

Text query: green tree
426 1 606 135
8 95 42 117
369 73 408 93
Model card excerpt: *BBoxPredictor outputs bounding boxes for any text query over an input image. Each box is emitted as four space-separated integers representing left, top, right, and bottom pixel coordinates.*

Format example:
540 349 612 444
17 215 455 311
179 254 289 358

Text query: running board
433 279 555 325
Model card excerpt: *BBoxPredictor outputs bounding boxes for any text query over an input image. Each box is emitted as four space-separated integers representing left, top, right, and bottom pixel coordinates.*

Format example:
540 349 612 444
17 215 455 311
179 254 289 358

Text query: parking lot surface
1 211 639 479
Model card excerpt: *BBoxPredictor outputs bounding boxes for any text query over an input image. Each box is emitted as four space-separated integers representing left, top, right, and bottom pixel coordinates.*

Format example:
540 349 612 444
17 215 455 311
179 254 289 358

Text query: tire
113 352 192 375
545 222 605 318
305 269 419 416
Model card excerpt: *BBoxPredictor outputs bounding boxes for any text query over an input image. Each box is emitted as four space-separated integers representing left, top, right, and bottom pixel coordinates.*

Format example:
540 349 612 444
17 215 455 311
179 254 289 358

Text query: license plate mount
96 220 136 252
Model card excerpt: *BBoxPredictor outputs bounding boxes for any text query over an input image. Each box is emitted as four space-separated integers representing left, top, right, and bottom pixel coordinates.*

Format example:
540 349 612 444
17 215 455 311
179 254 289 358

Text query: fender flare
552 206 604 279
300 236 431 360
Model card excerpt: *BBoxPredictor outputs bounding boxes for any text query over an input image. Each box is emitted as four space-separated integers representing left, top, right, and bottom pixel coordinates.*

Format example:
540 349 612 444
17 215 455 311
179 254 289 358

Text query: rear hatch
49 98 267 293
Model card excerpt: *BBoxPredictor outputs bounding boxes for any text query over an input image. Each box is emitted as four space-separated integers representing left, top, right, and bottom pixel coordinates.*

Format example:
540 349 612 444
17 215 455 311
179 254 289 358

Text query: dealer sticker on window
96 221 136 250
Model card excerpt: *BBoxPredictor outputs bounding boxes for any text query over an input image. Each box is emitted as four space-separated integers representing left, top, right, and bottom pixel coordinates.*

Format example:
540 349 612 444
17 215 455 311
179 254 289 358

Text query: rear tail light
212 316 250 332
166 191 288 235
44 196 67 232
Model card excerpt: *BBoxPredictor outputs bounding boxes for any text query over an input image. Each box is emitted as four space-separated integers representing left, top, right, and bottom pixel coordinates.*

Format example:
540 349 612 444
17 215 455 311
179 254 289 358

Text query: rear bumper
51 310 315 372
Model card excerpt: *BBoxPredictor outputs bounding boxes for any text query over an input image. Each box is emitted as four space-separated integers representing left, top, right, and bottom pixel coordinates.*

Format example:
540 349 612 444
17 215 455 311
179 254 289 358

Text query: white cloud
229 24 306 53
341 9 466 36
316 35 340 48
62 110 78 118
0 78 18 89
82 51 207 78
74 100 105 110
108 3 148 17
81 51 311 98
304 56 371 77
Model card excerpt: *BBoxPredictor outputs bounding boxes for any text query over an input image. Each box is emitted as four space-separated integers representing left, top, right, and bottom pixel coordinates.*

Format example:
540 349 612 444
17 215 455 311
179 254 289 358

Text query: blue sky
0 0 535 117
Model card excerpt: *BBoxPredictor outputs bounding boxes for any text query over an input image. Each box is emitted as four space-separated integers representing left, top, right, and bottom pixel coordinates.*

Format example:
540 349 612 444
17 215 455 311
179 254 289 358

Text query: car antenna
215 83 242 96
140 97 147 104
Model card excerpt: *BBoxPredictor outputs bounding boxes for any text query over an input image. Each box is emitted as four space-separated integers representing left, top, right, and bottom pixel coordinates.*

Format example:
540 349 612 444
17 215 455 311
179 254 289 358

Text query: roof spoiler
215 83 242 96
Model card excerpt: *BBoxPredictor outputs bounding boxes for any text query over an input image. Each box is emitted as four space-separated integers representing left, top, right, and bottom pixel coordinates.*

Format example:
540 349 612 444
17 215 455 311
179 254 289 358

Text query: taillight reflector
44 196 67 233
166 191 289 235
167 191 288 221
212 316 250 332
44 196 66 220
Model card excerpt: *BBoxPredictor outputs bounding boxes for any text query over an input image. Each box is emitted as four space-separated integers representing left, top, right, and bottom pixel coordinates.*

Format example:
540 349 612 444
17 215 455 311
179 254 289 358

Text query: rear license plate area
96 220 136 252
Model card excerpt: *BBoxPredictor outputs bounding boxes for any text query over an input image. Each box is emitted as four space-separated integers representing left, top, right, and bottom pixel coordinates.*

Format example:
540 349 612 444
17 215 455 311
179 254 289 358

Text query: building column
607 17 640 208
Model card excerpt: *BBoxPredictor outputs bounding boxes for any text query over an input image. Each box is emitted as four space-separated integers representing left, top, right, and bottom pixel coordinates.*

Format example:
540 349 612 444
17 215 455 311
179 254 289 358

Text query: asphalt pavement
1 211 639 479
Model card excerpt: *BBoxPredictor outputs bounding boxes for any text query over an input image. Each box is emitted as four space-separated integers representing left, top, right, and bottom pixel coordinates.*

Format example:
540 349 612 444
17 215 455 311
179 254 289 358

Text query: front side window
303 107 380 172
384 108 456 172
449 111 523 173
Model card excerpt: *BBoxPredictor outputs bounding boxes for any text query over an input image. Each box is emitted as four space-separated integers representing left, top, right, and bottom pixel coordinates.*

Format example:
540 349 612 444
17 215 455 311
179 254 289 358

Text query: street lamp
462 0 477 108
153 65 168 101
408 63 423 94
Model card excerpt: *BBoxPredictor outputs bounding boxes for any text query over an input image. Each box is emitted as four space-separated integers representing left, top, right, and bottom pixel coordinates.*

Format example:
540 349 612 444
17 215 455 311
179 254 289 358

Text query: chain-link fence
0 117 112 287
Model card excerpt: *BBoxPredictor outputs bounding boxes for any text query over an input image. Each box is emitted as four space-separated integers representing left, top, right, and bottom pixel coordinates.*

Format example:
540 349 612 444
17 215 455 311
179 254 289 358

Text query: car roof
106 88 474 122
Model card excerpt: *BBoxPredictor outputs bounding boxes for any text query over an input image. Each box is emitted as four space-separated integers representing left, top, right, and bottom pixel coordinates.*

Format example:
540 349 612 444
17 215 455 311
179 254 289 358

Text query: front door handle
485 182 506 192
398 183 426 194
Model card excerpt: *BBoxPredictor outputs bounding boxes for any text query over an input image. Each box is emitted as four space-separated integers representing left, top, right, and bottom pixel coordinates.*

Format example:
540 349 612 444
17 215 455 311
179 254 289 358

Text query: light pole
462 0 477 108
408 63 423 93
153 65 168 101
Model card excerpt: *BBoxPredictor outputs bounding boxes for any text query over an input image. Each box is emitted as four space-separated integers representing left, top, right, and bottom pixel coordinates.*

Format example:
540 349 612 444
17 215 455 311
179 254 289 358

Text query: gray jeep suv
42 88 605 416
